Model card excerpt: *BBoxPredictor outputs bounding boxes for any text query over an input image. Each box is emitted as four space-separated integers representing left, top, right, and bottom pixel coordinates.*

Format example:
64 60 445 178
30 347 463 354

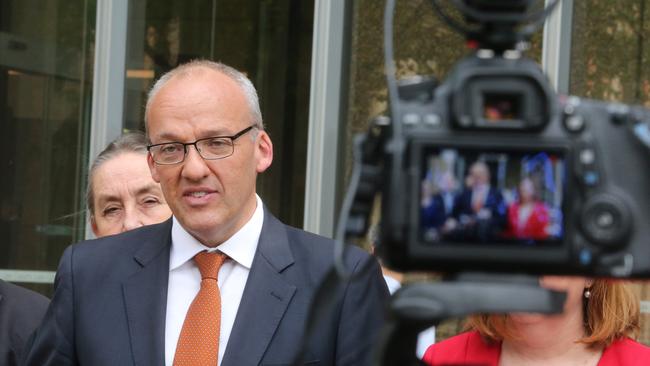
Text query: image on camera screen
483 93 522 122
420 147 566 246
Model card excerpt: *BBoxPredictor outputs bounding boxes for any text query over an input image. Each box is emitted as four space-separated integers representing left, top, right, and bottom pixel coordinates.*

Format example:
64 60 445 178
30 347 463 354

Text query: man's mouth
182 188 218 205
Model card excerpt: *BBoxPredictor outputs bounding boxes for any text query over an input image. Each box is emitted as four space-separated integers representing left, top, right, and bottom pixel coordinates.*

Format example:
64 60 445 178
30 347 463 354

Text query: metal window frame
542 0 574 93
0 270 56 284
84 0 129 240
303 0 348 237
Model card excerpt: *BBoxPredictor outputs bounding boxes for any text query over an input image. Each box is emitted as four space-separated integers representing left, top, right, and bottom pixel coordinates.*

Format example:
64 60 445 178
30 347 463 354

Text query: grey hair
144 60 264 135
86 132 149 217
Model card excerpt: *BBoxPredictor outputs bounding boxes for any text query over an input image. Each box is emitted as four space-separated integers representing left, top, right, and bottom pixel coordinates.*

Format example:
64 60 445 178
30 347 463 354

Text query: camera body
377 53 650 277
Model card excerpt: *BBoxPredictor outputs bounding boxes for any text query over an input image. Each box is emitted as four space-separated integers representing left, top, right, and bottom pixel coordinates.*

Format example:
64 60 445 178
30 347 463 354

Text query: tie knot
194 251 227 280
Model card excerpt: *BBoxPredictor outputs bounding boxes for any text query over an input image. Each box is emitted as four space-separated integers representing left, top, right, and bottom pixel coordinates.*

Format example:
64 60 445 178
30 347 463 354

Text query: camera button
564 114 585 132
403 113 421 125
579 149 596 165
578 248 593 266
423 113 441 126
595 211 615 228
583 171 600 186
580 194 632 248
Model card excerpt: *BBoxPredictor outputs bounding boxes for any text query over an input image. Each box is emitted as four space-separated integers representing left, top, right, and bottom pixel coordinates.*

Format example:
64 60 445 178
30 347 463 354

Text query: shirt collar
170 195 264 271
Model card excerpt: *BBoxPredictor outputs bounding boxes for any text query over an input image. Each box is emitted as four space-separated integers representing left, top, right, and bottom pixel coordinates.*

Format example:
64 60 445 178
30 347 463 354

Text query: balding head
144 60 263 136
470 161 490 186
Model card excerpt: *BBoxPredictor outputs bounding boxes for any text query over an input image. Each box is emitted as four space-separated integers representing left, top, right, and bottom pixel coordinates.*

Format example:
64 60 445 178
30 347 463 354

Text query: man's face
470 164 489 186
91 152 172 237
146 69 273 246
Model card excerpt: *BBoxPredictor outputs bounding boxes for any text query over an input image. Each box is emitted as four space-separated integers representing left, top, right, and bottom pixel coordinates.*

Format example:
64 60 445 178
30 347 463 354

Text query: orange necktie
174 251 228 366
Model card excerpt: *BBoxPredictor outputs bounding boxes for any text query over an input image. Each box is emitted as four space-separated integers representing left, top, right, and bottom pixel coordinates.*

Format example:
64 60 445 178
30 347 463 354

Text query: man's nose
181 146 211 180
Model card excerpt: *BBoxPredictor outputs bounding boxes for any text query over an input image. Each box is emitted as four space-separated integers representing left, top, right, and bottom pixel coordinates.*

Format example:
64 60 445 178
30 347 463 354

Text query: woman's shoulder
422 330 500 366
426 330 480 352
600 337 650 365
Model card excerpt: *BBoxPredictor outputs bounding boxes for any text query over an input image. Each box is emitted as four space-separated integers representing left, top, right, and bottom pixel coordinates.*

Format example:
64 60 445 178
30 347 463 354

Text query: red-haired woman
423 277 650 365
504 177 550 240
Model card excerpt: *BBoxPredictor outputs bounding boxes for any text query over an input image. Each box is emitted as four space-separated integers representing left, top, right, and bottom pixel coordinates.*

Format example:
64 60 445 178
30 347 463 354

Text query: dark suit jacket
450 188 507 242
22 210 389 366
421 193 455 230
0 279 49 366
452 187 506 221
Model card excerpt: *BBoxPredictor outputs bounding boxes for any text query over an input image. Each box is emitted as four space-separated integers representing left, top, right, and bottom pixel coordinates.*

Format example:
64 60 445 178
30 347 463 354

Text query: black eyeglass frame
147 125 257 165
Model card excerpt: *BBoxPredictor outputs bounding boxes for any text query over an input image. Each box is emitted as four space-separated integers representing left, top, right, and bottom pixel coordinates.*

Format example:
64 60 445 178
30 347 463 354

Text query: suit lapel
122 219 172 366
221 210 296 366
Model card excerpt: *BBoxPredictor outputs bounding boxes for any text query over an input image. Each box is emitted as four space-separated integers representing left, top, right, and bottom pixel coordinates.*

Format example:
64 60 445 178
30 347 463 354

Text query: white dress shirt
165 195 264 366
383 274 402 295
384 274 436 360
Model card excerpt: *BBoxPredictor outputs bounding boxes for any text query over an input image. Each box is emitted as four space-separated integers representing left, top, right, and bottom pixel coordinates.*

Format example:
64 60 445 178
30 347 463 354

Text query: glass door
0 0 96 295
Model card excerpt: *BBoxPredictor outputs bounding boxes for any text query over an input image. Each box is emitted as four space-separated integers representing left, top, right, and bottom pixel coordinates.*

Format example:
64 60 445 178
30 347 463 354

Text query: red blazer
505 201 549 240
423 330 650 366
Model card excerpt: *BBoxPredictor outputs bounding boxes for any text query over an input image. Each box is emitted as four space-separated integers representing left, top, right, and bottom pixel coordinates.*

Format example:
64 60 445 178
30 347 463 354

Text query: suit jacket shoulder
22 219 173 366
222 211 389 366
67 218 172 273
283 221 371 275
0 279 49 366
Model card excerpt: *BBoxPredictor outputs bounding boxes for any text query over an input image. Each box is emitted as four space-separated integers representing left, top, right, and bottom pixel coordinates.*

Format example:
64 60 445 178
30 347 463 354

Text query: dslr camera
369 0 650 277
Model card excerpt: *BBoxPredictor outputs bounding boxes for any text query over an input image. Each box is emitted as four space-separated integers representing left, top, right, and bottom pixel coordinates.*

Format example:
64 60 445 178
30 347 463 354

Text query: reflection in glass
124 0 314 227
0 0 96 295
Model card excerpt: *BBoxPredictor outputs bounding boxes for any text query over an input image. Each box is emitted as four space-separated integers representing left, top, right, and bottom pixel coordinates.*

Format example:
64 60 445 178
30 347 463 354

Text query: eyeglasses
147 125 256 165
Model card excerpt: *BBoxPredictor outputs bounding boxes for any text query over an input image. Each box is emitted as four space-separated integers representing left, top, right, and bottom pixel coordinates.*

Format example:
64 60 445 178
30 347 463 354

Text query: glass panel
0 0 96 295
123 0 314 227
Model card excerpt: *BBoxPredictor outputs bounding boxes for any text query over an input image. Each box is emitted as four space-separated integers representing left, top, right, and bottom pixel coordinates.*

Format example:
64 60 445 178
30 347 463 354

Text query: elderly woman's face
91 152 172 237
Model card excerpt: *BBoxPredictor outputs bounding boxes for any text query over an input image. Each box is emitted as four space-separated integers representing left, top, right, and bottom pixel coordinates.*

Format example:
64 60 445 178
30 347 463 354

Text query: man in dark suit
23 60 388 366
0 279 49 366
447 161 507 242
421 172 459 242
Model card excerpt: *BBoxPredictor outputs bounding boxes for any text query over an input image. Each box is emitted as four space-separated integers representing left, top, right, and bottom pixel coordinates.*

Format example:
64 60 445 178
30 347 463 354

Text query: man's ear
255 131 273 173
147 153 161 183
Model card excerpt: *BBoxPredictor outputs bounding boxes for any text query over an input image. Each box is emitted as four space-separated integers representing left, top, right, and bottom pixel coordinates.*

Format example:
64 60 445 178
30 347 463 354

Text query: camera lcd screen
419 147 566 247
